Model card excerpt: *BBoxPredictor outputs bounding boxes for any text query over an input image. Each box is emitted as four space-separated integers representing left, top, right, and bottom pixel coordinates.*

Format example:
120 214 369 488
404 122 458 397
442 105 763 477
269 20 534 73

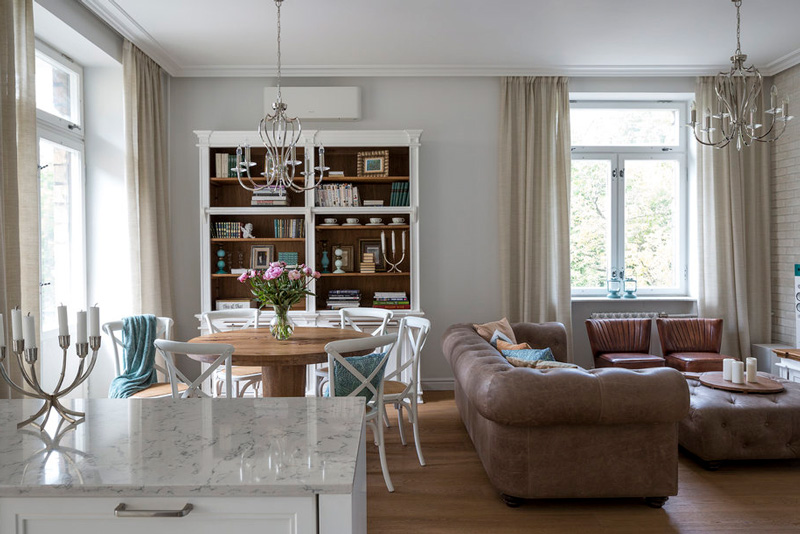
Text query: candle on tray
88 305 100 338
76 311 87 344
746 357 758 383
22 314 36 349
11 308 22 341
57 304 69 337
731 361 744 384
722 358 734 381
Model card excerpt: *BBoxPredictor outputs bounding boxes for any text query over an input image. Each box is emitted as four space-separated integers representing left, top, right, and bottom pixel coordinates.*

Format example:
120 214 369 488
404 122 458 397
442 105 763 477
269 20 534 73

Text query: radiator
590 312 697 319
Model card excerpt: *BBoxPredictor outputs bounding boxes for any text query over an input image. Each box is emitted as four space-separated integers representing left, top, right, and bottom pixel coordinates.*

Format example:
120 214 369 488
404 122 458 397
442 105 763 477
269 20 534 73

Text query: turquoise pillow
500 347 555 363
489 329 514 348
326 352 388 403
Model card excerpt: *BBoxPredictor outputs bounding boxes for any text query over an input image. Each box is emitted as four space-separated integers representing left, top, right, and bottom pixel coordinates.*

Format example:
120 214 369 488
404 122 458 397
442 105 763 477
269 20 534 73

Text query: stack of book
315 184 361 207
211 221 240 238
363 200 384 207
389 182 409 206
274 219 305 238
327 289 361 310
373 292 410 310
360 253 376 273
251 186 289 206
214 153 237 177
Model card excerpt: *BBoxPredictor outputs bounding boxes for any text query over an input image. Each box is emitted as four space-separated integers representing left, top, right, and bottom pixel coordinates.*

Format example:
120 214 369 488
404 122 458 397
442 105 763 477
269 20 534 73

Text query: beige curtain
498 77 573 359
0 0 39 398
696 77 771 359
123 40 174 318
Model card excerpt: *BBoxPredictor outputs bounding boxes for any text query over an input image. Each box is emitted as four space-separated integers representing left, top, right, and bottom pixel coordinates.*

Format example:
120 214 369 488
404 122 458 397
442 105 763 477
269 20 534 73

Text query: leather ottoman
679 376 800 469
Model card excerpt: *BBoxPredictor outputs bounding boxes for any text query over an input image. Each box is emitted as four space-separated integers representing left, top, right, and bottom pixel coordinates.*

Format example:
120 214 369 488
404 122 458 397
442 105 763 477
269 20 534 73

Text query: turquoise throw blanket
108 314 158 398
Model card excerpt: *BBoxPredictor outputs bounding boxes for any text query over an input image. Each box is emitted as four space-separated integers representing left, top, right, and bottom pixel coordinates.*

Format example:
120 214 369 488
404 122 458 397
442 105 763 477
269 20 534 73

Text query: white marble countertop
0 397 365 497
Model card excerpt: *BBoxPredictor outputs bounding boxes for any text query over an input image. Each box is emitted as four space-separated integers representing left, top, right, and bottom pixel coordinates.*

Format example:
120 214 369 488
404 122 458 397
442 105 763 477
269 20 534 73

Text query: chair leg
383 409 390 428
396 404 407 446
410 400 425 466
371 414 394 493
214 378 222 398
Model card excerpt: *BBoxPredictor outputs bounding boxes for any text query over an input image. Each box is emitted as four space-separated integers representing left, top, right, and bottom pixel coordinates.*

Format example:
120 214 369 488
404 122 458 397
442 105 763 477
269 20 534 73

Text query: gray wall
168 76 501 385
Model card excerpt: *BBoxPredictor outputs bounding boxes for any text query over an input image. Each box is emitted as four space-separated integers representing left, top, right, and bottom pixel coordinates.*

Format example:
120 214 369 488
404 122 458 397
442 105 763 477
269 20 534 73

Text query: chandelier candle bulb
731 361 745 384
22 315 36 349
11 308 22 341
76 311 87 344
771 86 778 110
722 358 734 381
57 304 68 337
0 314 4 347
690 101 697 123
746 357 758 382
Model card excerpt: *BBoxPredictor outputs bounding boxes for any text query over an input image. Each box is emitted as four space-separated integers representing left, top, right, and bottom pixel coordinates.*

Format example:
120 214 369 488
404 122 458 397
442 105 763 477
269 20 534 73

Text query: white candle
88 306 100 337
722 358 734 381
402 230 406 253
381 231 386 254
57 304 69 337
391 231 396 255
76 311 87 344
0 314 5 347
11 309 22 341
731 361 744 384
746 357 758 383
22 315 36 349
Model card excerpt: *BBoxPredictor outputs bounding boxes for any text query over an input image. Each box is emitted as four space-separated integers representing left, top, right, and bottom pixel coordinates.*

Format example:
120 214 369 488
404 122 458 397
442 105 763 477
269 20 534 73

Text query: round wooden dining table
186 326 372 397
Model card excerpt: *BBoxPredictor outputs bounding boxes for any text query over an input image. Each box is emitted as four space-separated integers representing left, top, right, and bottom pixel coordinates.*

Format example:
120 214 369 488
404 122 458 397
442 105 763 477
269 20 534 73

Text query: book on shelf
327 289 361 309
373 291 409 309
363 200 384 206
389 182 409 207
315 183 361 207
214 153 239 178
328 170 345 177
211 221 241 239
278 251 299 267
273 218 305 238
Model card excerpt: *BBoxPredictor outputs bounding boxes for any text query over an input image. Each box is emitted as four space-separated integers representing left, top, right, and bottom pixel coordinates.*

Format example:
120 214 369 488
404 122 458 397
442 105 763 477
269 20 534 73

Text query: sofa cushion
501 347 555 363
596 353 666 369
665 352 727 373
489 329 513 348
507 358 580 370
474 318 517 344
497 339 532 351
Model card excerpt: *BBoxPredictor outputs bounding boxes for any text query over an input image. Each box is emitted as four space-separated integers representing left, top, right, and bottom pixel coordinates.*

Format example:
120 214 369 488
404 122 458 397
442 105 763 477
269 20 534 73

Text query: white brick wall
771 65 800 344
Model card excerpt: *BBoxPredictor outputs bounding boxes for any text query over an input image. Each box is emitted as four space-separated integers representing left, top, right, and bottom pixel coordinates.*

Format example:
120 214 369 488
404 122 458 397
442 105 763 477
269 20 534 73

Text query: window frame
35 39 84 135
570 100 689 297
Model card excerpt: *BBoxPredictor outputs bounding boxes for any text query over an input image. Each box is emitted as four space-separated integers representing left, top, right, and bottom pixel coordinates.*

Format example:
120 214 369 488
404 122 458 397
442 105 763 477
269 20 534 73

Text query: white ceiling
79 0 800 77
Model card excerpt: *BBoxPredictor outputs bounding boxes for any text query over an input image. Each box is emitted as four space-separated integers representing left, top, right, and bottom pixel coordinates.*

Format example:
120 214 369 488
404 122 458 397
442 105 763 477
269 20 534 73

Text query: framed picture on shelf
359 239 385 271
357 150 389 177
250 244 275 269
216 298 251 311
339 245 354 272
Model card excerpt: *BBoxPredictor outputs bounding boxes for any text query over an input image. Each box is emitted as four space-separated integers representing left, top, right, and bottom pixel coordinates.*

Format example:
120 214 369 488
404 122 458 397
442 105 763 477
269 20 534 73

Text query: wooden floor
366 391 800 533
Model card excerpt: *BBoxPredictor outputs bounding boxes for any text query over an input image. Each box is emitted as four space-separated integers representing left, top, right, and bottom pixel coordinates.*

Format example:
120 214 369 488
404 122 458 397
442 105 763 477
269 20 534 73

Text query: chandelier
235 0 328 192
689 0 793 150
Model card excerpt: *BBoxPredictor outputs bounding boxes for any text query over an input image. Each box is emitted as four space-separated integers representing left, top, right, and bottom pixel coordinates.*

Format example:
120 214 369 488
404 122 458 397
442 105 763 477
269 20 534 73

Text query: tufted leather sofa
657 318 730 372
442 322 690 506
680 376 800 468
585 318 665 369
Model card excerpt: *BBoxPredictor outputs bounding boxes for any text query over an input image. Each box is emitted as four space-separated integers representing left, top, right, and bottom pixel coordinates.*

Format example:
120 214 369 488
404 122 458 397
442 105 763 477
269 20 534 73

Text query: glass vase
269 305 295 341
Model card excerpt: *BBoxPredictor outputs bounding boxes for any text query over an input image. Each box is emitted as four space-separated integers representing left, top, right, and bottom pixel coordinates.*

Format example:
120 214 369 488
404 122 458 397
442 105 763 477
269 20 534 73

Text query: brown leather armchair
585 319 665 369
656 318 729 372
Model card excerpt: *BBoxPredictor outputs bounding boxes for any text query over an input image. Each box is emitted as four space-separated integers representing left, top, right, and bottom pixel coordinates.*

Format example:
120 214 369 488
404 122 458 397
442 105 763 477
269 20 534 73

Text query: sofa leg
500 494 523 508
645 496 669 508
703 460 722 471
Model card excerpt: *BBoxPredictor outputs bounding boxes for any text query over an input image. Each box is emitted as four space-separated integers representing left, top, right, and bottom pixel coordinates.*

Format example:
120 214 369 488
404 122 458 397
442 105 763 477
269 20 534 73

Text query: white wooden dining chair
382 316 430 466
202 309 261 397
315 307 393 396
325 334 397 492
102 317 182 398
153 339 234 399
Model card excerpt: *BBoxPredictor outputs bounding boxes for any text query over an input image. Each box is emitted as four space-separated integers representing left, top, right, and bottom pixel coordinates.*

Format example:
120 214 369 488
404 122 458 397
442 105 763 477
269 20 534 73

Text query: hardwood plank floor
366 391 800 533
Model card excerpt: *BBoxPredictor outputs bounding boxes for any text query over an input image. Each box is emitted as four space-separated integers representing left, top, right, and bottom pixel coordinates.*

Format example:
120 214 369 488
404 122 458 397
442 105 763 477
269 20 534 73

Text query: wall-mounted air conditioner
264 87 361 121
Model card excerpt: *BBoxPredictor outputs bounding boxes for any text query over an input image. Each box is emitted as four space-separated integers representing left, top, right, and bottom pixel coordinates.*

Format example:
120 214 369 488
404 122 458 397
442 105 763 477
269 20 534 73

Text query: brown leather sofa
442 322 690 507
585 318 665 369
656 318 729 372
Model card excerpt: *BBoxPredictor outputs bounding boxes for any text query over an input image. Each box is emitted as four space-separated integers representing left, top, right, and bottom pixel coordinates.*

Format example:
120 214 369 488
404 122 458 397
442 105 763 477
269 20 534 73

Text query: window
570 102 688 296
35 42 86 335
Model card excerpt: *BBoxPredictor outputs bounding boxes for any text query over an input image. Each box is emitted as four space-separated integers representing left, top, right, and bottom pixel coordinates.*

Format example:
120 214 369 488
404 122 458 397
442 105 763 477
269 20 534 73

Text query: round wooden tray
699 371 785 394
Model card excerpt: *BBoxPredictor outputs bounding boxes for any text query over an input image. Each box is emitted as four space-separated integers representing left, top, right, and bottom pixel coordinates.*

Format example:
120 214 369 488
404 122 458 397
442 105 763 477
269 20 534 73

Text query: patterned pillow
328 352 388 403
500 347 555 363
507 358 581 370
496 339 532 351
473 318 517 344
489 329 513 348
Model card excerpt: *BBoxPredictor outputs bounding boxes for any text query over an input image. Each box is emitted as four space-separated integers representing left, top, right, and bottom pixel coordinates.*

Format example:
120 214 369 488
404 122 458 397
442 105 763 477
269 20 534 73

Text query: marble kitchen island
0 397 366 534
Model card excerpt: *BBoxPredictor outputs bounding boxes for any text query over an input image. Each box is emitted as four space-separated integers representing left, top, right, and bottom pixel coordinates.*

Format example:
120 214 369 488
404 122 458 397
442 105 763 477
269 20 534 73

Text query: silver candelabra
0 335 101 430
382 230 407 273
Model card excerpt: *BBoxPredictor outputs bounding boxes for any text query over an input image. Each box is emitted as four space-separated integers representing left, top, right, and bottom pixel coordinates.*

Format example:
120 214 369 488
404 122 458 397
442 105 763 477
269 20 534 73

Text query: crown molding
764 48 800 76
78 0 181 75
176 63 732 78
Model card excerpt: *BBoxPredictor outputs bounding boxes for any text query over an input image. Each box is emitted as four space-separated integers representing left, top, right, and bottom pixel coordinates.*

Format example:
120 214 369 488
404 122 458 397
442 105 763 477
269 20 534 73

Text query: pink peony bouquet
238 262 320 310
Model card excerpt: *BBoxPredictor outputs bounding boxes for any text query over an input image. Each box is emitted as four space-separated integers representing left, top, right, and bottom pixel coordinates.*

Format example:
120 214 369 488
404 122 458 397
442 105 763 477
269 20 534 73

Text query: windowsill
571 296 696 302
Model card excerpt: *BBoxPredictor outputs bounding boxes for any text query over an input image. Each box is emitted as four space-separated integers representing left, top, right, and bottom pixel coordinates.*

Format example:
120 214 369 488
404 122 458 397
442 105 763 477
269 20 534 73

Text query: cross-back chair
153 339 234 399
202 309 261 397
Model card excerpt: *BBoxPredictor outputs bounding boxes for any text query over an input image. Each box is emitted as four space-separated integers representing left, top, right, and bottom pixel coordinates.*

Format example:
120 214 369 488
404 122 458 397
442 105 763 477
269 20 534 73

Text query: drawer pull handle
114 503 193 518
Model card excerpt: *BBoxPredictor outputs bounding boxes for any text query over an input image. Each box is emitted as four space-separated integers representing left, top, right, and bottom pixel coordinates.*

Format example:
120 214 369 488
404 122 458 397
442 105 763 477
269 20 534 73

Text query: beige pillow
496 339 531 351
473 318 517 344
507 358 580 370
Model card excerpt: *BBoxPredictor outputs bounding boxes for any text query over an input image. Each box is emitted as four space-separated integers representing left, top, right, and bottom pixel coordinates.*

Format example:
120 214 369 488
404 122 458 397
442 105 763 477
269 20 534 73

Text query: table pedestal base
261 365 307 397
